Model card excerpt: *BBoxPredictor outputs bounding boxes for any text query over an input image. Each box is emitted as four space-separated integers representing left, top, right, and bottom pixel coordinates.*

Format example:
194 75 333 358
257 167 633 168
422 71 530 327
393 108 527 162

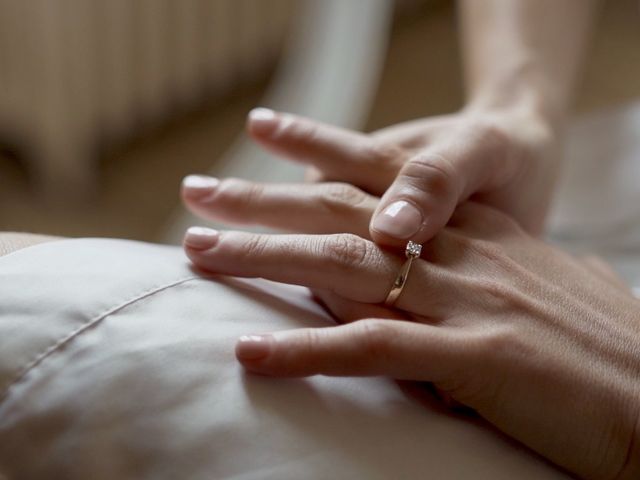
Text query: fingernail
248 107 278 135
182 175 219 199
184 226 219 250
236 334 273 361
371 200 423 239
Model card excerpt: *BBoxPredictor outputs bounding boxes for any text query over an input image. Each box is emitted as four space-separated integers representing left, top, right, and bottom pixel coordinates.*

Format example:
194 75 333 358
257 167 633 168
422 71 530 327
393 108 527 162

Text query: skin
240 0 598 248
179 8 627 475
182 178 640 479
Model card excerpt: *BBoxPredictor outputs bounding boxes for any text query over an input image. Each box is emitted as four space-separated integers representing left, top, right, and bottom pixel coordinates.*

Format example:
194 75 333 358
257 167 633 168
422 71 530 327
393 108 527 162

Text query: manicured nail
248 107 278 135
236 334 273 361
371 200 423 239
184 226 219 250
182 175 219 199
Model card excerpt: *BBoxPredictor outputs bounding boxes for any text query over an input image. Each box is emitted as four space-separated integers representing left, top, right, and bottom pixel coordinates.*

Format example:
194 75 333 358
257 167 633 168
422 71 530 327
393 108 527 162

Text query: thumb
370 152 465 246
235 319 464 381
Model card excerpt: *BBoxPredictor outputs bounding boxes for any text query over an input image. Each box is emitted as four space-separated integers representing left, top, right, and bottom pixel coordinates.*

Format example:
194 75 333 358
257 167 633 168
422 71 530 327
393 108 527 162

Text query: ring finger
311 288 409 324
183 229 459 318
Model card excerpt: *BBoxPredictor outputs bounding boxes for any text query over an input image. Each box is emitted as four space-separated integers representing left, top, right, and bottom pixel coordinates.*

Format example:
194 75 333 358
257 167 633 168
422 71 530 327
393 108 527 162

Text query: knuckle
464 274 525 312
362 141 405 167
474 119 511 151
241 234 270 258
305 166 326 183
441 328 522 404
456 118 514 174
320 183 370 211
470 239 509 262
465 116 553 174
324 234 370 271
403 153 459 199
243 181 265 207
277 118 318 144
215 178 263 212
480 280 515 305
301 328 323 354
475 326 526 361
211 178 239 204
280 329 323 376
458 116 511 154
356 320 394 361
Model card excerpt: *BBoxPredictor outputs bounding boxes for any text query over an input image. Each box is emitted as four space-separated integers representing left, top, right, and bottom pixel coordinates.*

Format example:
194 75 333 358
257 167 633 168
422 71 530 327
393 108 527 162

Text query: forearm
459 0 599 125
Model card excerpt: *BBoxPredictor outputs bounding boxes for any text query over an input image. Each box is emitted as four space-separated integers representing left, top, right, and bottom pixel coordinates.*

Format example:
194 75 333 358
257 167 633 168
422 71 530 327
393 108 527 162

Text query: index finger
247 108 403 194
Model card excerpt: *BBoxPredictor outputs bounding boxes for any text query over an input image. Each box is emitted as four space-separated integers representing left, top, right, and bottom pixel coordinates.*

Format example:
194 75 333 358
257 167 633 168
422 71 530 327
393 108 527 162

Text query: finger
369 151 461 246
304 166 324 183
183 229 457 313
184 230 397 303
246 108 403 194
369 141 502 246
312 289 408 323
371 118 438 147
234 319 468 380
181 175 376 237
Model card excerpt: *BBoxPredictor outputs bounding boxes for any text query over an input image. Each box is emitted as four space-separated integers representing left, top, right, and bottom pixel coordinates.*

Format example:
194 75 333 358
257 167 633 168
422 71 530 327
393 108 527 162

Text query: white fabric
0 239 566 479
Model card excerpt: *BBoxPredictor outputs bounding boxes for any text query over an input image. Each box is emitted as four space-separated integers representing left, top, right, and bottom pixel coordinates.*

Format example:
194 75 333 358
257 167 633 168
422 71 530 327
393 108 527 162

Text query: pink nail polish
182 175 219 199
236 334 273 361
248 107 278 135
183 174 219 189
184 226 219 250
371 200 423 239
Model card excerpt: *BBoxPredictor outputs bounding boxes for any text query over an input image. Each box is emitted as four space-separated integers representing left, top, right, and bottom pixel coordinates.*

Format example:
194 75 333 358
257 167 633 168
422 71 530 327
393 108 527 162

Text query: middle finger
182 176 377 238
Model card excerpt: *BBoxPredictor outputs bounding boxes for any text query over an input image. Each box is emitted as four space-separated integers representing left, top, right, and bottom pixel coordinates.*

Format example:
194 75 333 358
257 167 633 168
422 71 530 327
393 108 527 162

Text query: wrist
463 77 567 132
460 98 560 153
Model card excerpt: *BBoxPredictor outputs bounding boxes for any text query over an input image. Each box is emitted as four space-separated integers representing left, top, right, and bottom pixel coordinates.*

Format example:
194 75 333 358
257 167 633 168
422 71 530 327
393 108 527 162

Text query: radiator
0 0 294 197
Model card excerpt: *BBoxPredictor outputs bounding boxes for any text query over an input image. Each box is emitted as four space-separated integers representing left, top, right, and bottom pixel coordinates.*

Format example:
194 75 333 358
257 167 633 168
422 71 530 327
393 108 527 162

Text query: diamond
405 241 422 258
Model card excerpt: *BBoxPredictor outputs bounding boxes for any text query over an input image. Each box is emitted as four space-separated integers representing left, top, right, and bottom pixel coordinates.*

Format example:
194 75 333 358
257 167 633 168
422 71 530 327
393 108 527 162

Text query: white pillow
0 239 567 479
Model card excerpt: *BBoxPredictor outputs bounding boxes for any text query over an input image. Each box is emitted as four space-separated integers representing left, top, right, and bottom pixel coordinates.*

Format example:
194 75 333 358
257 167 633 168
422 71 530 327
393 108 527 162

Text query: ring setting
405 240 422 258
384 240 422 307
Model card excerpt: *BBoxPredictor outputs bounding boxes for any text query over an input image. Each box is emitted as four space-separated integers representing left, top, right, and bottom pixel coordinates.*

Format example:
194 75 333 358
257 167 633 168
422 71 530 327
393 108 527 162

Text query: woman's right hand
182 176 640 480
243 107 558 247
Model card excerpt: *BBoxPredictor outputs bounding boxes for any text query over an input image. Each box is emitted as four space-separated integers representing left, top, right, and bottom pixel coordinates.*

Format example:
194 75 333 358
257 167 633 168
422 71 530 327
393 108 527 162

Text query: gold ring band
384 240 422 307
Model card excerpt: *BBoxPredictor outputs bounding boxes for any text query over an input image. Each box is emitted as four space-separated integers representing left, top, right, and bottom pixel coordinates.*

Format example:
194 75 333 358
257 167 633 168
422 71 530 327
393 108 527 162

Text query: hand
243 107 558 246
182 182 640 479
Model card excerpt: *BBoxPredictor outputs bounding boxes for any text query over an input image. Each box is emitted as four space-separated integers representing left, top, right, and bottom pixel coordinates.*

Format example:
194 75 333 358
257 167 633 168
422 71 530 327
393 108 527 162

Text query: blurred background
1 0 639 245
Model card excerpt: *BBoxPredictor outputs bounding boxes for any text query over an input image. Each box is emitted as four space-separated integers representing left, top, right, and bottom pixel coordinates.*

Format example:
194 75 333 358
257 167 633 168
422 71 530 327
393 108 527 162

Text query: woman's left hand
181 177 640 479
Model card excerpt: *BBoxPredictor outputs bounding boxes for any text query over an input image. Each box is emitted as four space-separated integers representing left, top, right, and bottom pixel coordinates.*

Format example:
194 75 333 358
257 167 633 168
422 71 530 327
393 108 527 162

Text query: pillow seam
0 275 199 407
